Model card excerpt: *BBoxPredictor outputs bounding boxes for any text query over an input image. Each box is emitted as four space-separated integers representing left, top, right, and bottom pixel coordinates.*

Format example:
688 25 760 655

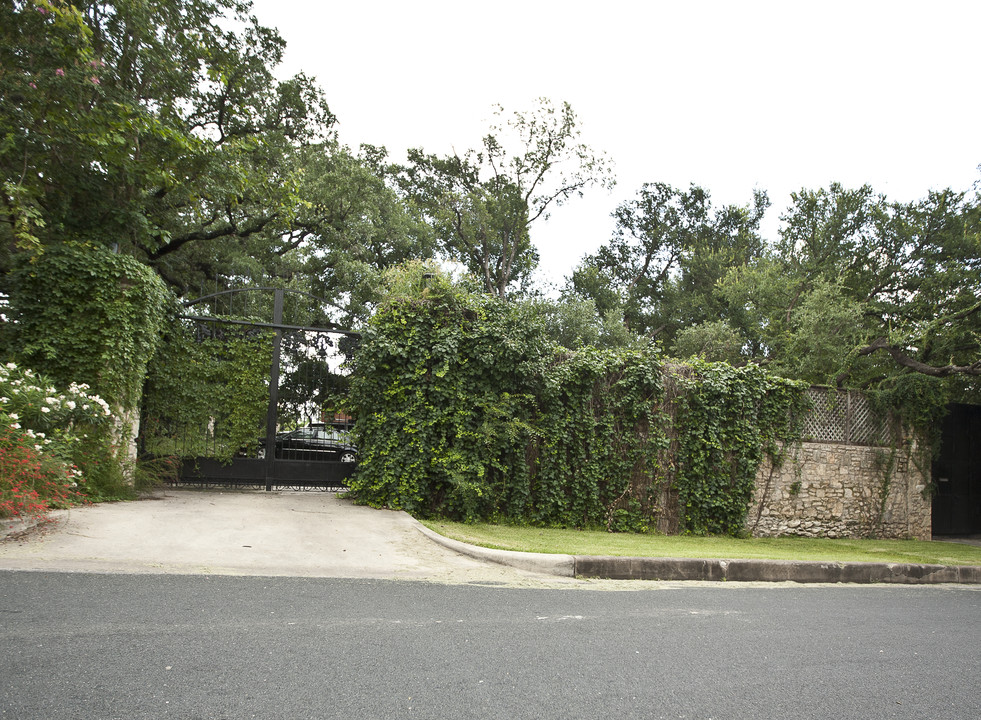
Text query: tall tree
1 0 334 291
397 99 614 298
288 143 437 328
569 182 768 345
719 183 981 388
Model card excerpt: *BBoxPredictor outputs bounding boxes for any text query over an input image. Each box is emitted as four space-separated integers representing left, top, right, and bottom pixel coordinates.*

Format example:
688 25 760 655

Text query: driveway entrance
0 490 555 583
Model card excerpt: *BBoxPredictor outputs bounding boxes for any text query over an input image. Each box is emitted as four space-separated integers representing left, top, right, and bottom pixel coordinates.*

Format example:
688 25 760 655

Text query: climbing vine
672 360 810 535
532 347 668 529
4 243 168 411
2 243 169 494
141 310 273 462
348 264 811 535
347 263 548 520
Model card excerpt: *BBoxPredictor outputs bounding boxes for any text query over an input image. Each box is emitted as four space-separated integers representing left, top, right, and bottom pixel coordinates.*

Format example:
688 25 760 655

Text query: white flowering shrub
0 362 115 517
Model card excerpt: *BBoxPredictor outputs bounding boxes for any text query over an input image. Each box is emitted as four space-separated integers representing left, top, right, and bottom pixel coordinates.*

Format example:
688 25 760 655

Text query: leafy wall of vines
4 243 168 411
2 243 169 493
141 315 274 461
672 360 810 535
348 267 810 534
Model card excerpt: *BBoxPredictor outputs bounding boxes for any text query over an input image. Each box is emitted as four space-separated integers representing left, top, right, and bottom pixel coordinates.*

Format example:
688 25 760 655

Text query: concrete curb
413 522 981 585
574 555 981 584
413 522 576 577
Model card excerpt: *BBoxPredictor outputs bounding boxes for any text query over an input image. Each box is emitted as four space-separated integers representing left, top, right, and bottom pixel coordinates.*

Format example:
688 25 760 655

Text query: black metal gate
140 287 359 490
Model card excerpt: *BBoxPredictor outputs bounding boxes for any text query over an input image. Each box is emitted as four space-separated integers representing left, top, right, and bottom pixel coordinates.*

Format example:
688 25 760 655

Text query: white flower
36 432 45 439
34 445 42 451
40 407 50 413
8 413 18 420
5 362 15 369
10 422 20 429
44 396 58 405
66 400 76 410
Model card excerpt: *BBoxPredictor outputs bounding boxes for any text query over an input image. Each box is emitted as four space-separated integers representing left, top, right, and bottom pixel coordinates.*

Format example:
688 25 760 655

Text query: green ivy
348 265 548 520
532 347 668 529
5 243 168 411
2 243 168 494
141 310 273 462
348 265 810 535
866 373 950 510
672 361 810 534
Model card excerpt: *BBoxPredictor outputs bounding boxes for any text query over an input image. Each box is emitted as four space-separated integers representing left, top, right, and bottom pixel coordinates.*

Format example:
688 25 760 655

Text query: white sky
249 0 981 289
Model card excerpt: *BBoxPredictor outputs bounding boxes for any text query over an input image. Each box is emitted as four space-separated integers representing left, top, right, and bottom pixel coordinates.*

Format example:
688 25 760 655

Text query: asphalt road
2 572 979 720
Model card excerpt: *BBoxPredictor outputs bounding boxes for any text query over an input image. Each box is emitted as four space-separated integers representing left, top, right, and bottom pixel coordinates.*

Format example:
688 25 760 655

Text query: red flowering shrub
0 361 109 521
0 424 86 521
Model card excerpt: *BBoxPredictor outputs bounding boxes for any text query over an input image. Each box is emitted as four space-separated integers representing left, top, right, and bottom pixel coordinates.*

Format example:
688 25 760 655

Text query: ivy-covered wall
5 244 168 412
348 266 810 535
2 243 169 494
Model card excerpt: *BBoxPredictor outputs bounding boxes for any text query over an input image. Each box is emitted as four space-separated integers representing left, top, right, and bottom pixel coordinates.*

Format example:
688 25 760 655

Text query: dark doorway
932 403 981 535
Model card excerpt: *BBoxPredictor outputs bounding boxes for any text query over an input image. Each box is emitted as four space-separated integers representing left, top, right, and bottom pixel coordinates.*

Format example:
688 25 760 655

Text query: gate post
263 288 284 491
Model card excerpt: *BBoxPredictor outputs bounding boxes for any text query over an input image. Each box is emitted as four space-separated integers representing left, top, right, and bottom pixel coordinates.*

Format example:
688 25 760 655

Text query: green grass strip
422 521 981 566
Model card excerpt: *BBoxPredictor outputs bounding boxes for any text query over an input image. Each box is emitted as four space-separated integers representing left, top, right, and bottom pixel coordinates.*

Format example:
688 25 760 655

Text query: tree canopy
396 99 614 298
2 0 332 284
569 179 980 402
724 184 980 387
568 182 769 343
1 0 438 330
3 0 977 405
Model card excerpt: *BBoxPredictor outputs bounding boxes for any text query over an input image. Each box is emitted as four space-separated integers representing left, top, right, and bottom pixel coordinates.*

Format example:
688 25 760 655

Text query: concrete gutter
414 521 981 585
414 522 576 577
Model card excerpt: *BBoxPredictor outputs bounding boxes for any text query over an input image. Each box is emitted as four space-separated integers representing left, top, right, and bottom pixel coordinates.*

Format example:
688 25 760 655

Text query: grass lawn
421 521 981 566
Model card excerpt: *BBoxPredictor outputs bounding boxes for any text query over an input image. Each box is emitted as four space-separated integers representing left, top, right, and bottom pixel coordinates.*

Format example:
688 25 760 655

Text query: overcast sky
249 0 981 289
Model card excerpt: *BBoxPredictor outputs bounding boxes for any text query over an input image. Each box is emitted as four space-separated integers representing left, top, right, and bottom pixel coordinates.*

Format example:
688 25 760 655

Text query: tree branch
857 337 981 376
148 212 278 261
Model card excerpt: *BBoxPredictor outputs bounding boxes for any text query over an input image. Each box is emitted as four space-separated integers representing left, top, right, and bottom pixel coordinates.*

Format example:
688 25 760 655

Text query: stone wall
748 441 932 541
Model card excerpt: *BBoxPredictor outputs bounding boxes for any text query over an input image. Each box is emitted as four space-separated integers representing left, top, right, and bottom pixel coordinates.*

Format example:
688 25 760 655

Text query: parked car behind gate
256 423 357 462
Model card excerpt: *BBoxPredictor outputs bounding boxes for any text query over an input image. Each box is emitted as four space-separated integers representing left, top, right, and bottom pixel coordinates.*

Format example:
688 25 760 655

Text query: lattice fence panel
802 388 892 446
846 392 891 446
803 388 846 443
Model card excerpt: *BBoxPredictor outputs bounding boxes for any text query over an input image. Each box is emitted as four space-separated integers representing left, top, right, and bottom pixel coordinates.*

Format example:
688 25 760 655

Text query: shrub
0 423 85 521
0 361 119 514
